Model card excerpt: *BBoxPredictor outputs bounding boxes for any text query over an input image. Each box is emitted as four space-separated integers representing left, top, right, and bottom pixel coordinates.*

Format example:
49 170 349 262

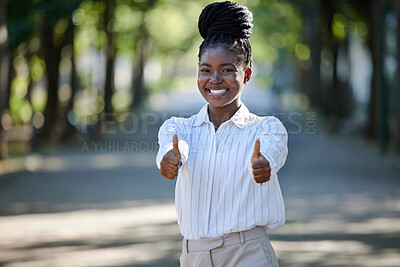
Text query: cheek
197 78 204 90
227 75 243 87
197 74 207 87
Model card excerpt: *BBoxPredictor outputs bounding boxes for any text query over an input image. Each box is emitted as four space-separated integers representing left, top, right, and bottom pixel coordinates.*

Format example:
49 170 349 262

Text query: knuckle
261 161 268 167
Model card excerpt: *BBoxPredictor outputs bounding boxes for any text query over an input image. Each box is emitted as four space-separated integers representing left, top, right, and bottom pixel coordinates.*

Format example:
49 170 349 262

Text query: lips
206 88 229 96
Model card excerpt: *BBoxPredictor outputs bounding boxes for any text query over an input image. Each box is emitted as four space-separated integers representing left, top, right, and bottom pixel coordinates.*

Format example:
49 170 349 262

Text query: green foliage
29 55 46 82
6 0 35 49
7 0 82 49
248 0 303 64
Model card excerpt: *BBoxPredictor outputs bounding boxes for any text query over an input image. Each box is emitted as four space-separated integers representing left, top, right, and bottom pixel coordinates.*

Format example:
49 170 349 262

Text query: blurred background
0 0 399 266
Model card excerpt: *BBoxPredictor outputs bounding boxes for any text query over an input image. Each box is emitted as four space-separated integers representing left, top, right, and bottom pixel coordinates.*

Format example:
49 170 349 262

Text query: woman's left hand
251 139 271 184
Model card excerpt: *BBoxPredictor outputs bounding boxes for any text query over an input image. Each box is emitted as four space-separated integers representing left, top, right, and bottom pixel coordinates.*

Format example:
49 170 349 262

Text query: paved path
0 89 399 266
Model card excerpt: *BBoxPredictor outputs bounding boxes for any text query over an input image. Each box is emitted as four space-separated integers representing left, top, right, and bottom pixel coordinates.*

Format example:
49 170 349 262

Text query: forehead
199 46 236 64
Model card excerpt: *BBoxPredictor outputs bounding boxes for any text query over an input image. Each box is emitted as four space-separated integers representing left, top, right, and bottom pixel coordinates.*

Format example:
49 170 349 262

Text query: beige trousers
180 227 279 267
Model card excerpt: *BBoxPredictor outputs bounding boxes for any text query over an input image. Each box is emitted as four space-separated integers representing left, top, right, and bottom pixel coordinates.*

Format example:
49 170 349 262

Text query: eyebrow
199 63 236 67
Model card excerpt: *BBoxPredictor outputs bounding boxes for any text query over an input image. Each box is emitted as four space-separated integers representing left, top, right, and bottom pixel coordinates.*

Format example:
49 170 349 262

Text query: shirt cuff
260 152 278 176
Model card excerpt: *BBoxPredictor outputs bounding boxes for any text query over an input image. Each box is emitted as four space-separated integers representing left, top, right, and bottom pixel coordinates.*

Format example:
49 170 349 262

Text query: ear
243 68 252 84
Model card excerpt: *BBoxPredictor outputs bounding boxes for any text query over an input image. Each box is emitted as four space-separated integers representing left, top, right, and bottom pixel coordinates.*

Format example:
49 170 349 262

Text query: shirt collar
193 103 250 129
193 104 210 127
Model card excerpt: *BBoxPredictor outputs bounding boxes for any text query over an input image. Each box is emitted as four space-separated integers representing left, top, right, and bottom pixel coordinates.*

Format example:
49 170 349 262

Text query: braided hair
198 1 253 68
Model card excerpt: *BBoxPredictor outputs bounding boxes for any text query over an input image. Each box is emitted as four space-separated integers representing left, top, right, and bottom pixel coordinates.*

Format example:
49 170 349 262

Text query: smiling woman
156 2 288 267
197 46 251 129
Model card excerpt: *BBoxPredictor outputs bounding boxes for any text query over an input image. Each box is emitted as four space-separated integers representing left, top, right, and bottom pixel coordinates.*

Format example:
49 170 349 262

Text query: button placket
203 123 216 237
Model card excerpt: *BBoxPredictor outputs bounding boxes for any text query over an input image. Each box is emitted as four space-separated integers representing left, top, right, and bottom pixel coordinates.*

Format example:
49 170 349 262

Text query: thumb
172 134 181 159
252 139 261 160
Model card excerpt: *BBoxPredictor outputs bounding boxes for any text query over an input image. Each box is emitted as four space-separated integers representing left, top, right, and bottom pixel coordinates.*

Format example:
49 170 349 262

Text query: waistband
184 226 267 252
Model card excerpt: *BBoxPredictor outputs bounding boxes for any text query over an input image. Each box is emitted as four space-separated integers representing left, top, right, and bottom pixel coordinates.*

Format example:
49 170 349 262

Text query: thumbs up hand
160 134 181 180
251 139 271 184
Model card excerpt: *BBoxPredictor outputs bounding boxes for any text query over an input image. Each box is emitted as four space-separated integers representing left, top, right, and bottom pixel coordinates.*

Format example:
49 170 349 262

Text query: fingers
160 168 178 180
160 138 181 180
253 167 270 176
251 153 271 184
160 154 179 180
252 157 270 169
251 139 260 161
161 160 178 173
162 152 180 166
252 163 271 181
172 134 180 159
253 173 270 184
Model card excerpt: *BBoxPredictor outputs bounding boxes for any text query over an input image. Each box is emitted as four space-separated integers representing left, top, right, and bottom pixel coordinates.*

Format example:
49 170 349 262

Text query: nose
209 71 222 84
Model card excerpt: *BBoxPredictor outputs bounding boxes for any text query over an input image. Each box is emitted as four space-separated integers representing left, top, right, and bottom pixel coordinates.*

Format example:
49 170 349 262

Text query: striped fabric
156 103 288 240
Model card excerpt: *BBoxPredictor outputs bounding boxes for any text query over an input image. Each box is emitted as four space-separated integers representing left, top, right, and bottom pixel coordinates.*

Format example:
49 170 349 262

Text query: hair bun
198 1 253 40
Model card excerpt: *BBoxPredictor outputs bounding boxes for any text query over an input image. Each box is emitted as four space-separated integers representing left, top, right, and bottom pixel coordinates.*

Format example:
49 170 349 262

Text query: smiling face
197 45 251 110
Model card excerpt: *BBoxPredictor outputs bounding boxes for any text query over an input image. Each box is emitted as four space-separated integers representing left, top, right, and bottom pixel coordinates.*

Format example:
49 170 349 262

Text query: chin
206 98 236 109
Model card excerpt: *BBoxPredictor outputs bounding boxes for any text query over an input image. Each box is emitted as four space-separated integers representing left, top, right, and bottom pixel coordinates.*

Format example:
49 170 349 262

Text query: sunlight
0 202 179 266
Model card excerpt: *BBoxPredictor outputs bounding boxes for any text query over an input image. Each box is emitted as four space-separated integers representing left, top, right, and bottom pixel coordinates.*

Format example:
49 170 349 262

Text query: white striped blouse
156 103 288 240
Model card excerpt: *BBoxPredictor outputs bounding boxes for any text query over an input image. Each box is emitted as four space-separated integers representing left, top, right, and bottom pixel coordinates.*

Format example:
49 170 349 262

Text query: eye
221 68 235 73
199 68 211 73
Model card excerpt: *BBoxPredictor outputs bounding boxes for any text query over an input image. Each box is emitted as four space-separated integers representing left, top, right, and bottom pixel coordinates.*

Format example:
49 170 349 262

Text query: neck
208 101 241 128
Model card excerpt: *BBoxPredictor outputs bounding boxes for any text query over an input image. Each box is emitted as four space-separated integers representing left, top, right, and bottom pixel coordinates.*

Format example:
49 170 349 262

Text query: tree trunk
39 24 62 140
366 1 382 139
367 0 387 151
305 4 321 107
0 0 9 159
336 37 352 119
132 13 149 109
103 0 115 114
0 0 7 110
59 20 78 142
66 21 76 115
395 0 400 152
319 0 339 118
331 41 341 118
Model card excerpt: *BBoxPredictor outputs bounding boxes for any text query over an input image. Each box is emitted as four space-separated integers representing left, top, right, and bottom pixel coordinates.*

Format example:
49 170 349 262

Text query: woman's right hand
160 134 181 180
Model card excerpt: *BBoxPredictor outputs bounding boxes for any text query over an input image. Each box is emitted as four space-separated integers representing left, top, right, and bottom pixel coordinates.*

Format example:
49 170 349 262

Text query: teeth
209 89 227 95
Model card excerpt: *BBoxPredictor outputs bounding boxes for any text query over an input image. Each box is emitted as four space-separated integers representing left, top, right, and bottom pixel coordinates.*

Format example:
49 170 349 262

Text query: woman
156 1 288 266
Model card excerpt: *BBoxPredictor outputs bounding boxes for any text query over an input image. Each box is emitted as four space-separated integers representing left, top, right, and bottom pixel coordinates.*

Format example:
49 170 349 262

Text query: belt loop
239 231 245 245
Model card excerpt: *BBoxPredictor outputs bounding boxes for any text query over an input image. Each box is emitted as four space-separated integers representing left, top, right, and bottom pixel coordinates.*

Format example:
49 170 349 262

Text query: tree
395 0 400 152
59 17 79 142
304 2 321 107
132 11 149 108
103 0 115 114
131 0 157 109
365 0 388 152
38 0 81 140
0 0 9 159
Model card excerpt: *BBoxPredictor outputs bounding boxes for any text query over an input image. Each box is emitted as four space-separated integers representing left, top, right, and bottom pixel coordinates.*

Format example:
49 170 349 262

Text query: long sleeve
158 104 287 239
156 117 190 169
258 116 288 178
